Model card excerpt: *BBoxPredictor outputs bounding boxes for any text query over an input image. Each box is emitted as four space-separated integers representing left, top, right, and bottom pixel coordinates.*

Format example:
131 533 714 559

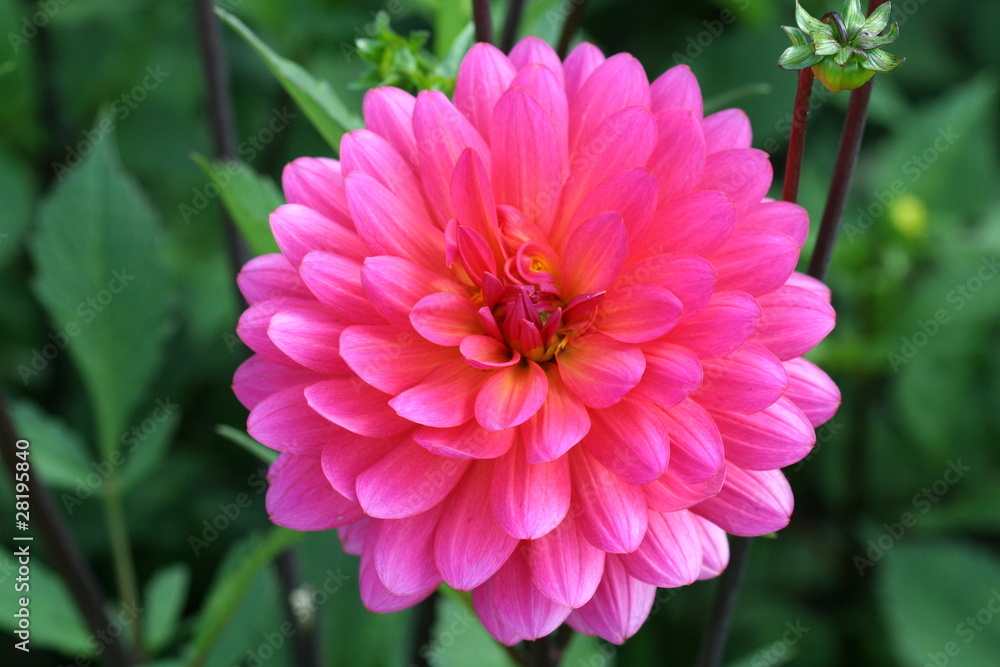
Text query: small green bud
778 1 904 92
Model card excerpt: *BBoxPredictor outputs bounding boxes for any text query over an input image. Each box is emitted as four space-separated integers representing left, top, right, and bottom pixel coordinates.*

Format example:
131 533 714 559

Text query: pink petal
454 43 516 139
619 509 702 587
563 169 658 249
665 290 761 359
476 360 548 430
413 89 491 226
356 437 470 519
374 504 444 596
491 86 562 232
557 333 645 409
692 514 730 580
643 190 736 258
618 253 717 322
237 253 310 304
782 357 841 427
557 107 656 238
238 306 304 367
460 335 520 369
267 453 364 530
270 204 367 266
562 42 605 102
305 377 411 437
409 292 482 346
569 53 650 155
527 511 606 608
233 354 321 410
648 108 706 204
471 571 522 646
596 284 683 343
650 64 703 117
561 211 628 296
298 251 382 323
346 172 445 271
750 284 836 360
710 228 800 297
361 255 463 327
510 63 569 168
362 86 418 166
339 325 457 394
521 368 591 463
389 359 489 427
282 157 352 226
698 149 773 217
509 36 565 88
320 432 396 501
582 398 669 485
643 466 724 513
267 304 350 375
337 518 371 556
693 342 789 414
659 398 725 484
478 546 572 643
491 440 571 540
435 461 519 590
570 447 648 553
413 420 516 459
451 149 503 259
702 109 752 154
711 396 815 470
247 385 339 455
359 521 438 612
739 200 809 247
340 129 429 223
785 271 832 302
691 466 793 536
568 555 655 645
630 342 703 409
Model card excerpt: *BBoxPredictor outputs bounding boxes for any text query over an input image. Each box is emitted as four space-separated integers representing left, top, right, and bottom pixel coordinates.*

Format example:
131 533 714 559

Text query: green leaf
0 149 35 269
215 424 278 464
191 155 281 257
778 44 823 70
0 545 93 656
423 595 516 666
118 398 181 492
188 527 302 664
879 541 1000 666
144 563 191 656
8 399 93 491
216 8 361 152
30 126 171 456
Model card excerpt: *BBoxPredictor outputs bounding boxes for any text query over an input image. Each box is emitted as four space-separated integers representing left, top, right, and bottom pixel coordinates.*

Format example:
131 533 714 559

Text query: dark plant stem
0 393 141 667
806 79 873 281
406 591 439 667
696 536 752 667
276 551 322 667
500 0 526 52
556 0 589 58
528 633 554 666
193 0 249 275
472 0 494 44
782 68 814 204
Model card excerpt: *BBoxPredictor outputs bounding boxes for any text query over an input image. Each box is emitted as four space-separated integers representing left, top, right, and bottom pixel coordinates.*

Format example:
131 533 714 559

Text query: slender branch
782 68 814 204
102 479 144 656
276 551 322 667
193 0 249 274
696 536 752 667
0 393 140 667
406 591 439 667
556 0 590 58
806 79 873 280
472 0 494 44
500 0 526 52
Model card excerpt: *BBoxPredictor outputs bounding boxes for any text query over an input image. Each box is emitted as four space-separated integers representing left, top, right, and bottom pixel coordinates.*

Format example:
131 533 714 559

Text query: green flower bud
777 1 904 92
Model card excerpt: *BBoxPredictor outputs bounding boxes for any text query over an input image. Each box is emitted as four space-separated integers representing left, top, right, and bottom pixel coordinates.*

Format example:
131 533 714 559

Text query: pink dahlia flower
234 37 839 645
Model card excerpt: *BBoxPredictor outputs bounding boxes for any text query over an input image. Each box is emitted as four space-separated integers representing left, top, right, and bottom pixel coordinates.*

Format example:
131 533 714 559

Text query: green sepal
856 21 899 50
782 25 810 46
779 44 824 70
795 1 830 35
862 47 905 72
814 34 843 56
840 0 867 33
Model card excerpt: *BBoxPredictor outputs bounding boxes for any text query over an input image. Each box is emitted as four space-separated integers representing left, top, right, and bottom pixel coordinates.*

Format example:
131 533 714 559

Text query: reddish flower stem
782 68 814 204
472 0 494 44
0 393 141 667
556 0 590 58
501 0 526 52
696 536 752 667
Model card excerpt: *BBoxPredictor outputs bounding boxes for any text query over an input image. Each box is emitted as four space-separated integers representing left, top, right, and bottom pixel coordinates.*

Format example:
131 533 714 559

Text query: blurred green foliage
1 1 998 666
